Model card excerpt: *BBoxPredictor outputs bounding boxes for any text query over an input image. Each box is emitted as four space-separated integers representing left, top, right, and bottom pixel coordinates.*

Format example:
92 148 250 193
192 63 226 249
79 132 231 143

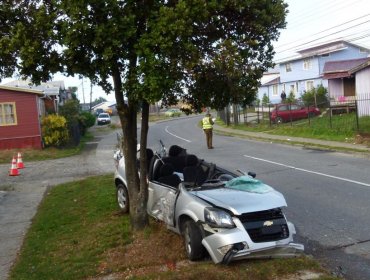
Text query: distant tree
2 1 287 231
91 97 108 107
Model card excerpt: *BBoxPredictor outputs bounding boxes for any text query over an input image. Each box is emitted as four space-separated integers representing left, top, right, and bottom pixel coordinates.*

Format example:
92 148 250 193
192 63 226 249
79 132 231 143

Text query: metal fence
218 94 370 133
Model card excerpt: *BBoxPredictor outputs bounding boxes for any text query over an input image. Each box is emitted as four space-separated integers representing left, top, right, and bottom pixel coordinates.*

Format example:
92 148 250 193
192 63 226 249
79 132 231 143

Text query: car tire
308 112 315 118
183 220 206 261
276 116 283 124
116 183 129 213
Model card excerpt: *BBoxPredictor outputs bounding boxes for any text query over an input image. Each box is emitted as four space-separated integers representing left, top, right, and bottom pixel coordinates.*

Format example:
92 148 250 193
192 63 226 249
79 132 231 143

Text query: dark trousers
204 129 213 148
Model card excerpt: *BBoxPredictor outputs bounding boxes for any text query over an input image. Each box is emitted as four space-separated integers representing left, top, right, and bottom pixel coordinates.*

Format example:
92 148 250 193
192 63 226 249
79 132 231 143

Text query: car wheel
276 116 283 124
308 112 315 118
116 183 129 213
183 220 206 261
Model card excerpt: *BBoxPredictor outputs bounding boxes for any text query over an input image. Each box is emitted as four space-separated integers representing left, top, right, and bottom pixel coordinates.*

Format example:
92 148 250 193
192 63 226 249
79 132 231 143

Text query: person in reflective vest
202 112 214 149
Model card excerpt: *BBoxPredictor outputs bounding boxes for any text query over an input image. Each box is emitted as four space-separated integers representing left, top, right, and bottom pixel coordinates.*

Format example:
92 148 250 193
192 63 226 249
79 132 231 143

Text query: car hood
192 188 287 215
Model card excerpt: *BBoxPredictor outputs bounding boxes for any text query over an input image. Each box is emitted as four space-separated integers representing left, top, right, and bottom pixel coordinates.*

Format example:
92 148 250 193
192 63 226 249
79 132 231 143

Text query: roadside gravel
0 127 118 280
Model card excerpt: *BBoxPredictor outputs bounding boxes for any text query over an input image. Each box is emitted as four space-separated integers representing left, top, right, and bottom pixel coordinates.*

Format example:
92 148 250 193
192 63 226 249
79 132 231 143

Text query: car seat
157 163 181 188
183 154 208 186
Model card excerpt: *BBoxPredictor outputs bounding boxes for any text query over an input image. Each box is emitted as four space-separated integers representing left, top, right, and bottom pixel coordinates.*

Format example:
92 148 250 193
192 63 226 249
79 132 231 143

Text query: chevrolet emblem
263 221 274 227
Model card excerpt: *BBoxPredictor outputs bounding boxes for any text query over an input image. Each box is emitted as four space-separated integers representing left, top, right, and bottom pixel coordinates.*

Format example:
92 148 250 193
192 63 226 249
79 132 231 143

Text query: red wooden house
0 85 45 149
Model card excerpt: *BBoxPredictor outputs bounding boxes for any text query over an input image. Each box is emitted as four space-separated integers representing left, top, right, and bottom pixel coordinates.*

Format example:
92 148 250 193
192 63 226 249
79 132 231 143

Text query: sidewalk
0 129 117 280
213 123 370 155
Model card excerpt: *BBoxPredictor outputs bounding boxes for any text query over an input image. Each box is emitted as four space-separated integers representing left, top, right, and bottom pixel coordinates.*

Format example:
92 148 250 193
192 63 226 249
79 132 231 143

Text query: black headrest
185 154 198 167
168 145 186 157
146 148 154 159
160 163 174 177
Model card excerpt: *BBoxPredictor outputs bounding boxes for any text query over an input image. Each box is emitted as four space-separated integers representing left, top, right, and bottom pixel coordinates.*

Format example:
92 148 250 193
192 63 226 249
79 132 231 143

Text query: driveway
0 127 118 279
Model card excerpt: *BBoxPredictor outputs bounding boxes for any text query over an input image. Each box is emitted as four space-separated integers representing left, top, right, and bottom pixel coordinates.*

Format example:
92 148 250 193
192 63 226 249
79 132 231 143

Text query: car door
291 104 305 120
277 105 289 121
147 159 178 227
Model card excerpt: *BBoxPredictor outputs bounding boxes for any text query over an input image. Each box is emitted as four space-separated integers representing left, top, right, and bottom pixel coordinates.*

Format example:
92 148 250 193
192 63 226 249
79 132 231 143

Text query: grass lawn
10 175 338 280
220 112 370 143
0 131 95 164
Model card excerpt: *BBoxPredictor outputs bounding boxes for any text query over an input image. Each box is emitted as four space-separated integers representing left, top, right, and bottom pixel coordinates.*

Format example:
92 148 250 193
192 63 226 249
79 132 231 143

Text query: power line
275 13 370 51
274 0 370 53
276 19 370 54
274 33 370 63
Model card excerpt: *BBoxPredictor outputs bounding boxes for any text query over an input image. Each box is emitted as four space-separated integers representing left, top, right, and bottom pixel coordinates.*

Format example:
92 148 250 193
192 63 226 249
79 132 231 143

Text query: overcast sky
274 0 370 61
3 0 370 103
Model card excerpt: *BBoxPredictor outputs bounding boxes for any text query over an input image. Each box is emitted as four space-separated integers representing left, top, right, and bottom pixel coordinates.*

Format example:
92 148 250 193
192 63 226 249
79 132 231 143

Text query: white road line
165 126 192 143
243 155 370 187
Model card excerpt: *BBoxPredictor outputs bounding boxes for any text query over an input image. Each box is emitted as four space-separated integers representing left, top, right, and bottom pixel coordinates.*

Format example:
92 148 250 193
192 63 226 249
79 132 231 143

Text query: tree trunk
113 63 149 231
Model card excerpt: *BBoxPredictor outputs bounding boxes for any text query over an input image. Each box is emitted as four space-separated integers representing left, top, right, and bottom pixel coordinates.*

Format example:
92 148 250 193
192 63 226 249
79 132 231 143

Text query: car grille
238 208 289 243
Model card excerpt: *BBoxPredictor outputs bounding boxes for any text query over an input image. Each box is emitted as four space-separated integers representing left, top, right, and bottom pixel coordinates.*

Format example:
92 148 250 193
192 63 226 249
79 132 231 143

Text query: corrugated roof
263 77 280 86
3 79 64 96
0 85 44 95
323 72 352 79
323 58 370 73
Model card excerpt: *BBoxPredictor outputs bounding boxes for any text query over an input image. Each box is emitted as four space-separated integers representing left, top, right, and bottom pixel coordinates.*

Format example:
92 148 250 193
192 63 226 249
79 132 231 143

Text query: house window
272 85 279 96
303 58 312 70
321 53 329 57
290 85 295 94
359 47 367 53
306 80 314 91
285 63 292 72
0 103 17 126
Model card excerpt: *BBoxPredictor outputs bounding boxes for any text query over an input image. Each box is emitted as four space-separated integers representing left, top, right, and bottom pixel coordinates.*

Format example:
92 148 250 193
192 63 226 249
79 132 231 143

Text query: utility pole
89 80 93 112
81 77 86 104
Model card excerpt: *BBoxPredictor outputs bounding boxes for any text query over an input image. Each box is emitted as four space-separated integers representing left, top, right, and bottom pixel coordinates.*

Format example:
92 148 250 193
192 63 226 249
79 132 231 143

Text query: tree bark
113 60 149 231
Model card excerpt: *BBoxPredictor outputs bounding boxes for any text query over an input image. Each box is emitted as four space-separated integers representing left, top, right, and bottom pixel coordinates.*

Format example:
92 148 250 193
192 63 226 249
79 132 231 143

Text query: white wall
355 67 370 117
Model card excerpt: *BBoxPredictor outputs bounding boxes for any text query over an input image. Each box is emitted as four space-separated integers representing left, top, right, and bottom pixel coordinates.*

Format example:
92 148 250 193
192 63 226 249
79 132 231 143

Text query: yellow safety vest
202 117 213 129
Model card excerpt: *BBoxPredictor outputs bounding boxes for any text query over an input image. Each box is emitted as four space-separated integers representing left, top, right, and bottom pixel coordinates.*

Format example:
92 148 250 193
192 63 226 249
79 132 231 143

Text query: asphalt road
147 116 370 280
1 116 370 279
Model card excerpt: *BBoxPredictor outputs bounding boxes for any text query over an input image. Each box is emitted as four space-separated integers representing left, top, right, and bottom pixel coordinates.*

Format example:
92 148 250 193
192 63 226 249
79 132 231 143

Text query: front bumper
201 220 304 264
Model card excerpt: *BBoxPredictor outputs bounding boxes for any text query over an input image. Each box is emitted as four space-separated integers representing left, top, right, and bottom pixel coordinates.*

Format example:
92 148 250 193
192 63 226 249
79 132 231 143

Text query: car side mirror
248 171 256 178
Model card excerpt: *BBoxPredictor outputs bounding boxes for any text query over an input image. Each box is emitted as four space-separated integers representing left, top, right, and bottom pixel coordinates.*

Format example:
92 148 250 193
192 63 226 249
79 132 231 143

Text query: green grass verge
10 175 337 279
9 174 131 280
219 113 370 143
0 131 94 164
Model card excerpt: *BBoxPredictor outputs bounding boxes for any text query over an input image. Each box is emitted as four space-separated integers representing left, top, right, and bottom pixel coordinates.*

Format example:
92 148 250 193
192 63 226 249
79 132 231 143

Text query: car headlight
204 207 235 228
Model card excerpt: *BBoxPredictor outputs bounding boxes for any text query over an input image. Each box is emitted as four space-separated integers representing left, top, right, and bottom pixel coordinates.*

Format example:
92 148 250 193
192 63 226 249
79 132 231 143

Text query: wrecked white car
114 144 303 264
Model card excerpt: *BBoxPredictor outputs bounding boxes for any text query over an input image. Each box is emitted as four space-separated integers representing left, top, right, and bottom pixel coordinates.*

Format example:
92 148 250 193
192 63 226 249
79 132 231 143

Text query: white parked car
97 113 111 125
113 143 303 264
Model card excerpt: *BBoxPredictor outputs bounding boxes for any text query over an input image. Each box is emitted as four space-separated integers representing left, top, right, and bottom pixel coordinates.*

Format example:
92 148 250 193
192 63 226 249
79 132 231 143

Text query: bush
79 112 96 135
41 115 69 147
301 85 329 107
286 91 295 104
262 93 270 106
59 99 80 127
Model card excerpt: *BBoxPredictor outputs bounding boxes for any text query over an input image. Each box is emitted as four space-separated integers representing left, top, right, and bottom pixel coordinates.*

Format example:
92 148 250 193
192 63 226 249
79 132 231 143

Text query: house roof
260 73 280 86
277 40 370 64
0 85 44 96
263 77 280 86
323 57 370 79
3 79 65 96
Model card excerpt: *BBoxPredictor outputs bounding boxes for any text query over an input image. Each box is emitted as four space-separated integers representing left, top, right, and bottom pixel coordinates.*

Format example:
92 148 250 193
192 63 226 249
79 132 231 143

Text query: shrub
301 85 329 107
59 99 80 127
41 115 69 147
79 112 96 135
286 90 295 104
262 93 270 106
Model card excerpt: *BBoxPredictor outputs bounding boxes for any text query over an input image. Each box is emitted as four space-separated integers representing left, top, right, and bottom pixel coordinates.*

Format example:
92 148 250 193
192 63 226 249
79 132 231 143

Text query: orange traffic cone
16 152 24 169
9 156 19 176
